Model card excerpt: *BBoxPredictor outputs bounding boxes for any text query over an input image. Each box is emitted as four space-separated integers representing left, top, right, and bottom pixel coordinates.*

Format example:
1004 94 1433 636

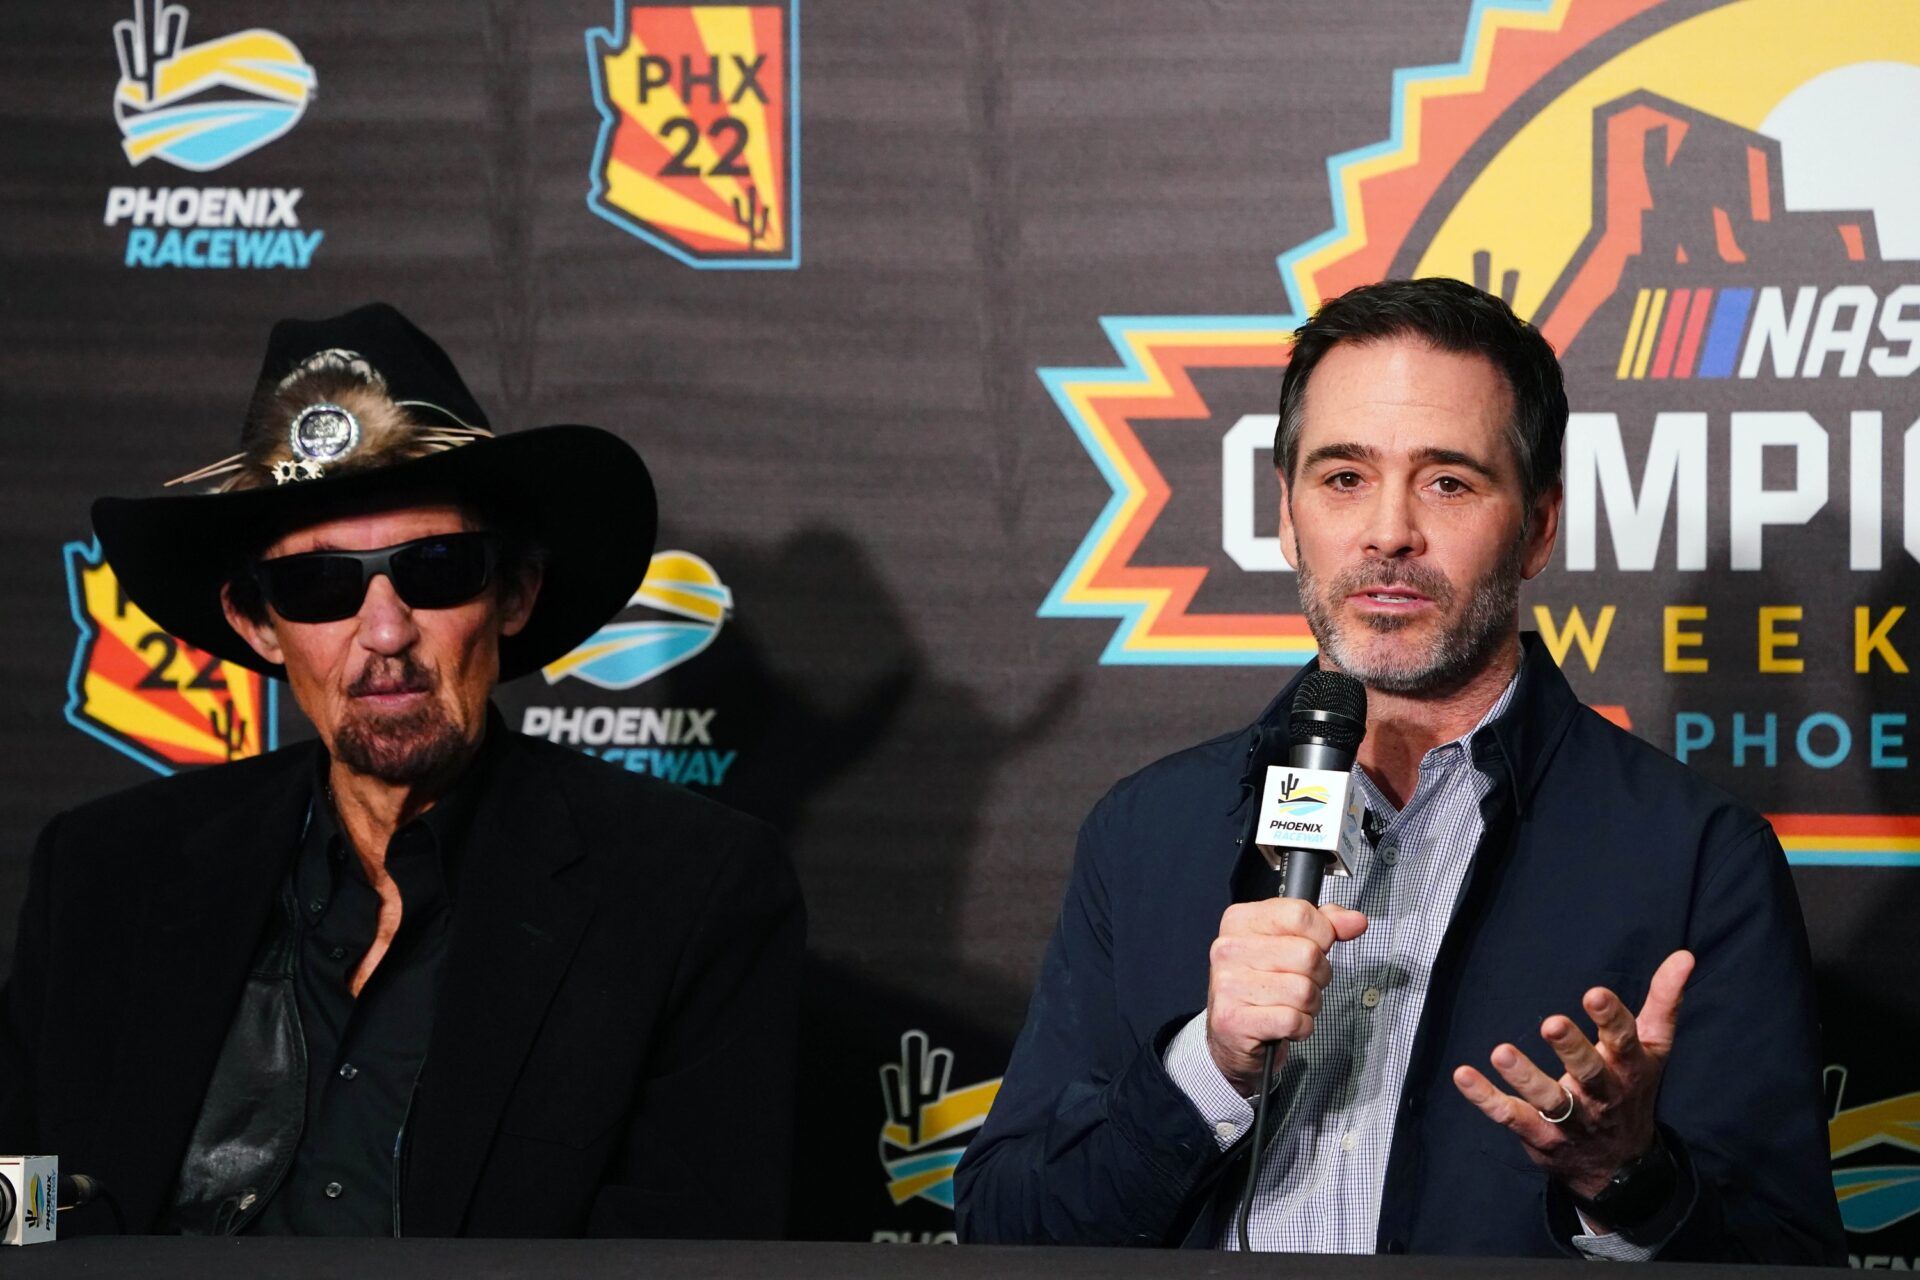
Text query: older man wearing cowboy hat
0 304 803 1238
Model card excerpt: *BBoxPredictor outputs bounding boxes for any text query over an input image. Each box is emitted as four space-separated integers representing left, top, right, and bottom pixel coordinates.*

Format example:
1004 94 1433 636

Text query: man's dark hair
1275 277 1568 508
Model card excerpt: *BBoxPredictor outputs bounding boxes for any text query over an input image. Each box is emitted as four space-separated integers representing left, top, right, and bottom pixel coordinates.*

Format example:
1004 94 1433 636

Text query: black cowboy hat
91 303 656 682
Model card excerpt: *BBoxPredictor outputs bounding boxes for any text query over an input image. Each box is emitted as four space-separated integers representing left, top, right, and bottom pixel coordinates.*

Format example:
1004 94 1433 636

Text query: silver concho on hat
279 402 362 484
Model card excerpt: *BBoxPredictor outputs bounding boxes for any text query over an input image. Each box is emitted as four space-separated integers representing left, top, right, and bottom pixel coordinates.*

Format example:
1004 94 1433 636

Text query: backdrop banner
2 0 1916 1259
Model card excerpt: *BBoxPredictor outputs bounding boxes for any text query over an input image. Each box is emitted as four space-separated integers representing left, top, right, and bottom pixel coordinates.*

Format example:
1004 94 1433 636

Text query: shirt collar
1443 660 1521 762
304 702 502 894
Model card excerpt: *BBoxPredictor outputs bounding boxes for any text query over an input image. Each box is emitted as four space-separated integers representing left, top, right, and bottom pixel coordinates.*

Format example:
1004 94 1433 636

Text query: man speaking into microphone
955 278 1843 1262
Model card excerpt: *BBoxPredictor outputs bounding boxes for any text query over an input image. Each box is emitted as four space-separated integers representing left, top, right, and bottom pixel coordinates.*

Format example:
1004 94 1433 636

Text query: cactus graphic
209 697 249 761
731 184 771 250
881 1030 951 1148
114 0 189 103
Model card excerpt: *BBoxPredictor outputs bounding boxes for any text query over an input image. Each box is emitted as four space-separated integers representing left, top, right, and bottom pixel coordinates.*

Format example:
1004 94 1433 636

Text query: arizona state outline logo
62 538 278 774
585 1 799 269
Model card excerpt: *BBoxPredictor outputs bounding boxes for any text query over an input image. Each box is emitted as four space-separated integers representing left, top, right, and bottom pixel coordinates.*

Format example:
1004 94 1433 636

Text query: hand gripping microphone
1256 671 1368 903
1236 671 1367 1252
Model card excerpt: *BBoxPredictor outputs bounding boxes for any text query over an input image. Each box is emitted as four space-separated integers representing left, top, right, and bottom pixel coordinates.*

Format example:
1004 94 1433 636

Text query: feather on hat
91 303 656 682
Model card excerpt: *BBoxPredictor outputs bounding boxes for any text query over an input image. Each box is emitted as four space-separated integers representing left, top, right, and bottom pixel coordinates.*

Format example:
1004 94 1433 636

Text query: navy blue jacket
955 636 1844 1263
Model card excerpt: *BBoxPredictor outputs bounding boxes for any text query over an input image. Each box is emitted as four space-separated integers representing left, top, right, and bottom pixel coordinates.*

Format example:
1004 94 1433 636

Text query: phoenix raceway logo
61 540 278 775
585 1 799 268
105 1 323 268
875 1031 1001 1236
24 1171 45 1232
1829 1065 1920 1265
1039 0 1920 868
523 550 739 786
1272 773 1331 816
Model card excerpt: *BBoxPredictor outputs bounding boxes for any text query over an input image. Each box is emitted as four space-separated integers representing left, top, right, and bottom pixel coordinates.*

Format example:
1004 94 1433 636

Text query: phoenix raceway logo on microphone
104 1 324 269
521 550 741 787
24 1171 46 1232
1258 765 1359 857
59 538 279 775
1038 0 1920 869
584 1 800 269
1270 773 1332 816
872 1031 1002 1243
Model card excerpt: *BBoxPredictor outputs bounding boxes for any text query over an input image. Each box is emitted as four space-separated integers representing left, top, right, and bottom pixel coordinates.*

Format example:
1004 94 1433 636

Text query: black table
2 1238 1839 1278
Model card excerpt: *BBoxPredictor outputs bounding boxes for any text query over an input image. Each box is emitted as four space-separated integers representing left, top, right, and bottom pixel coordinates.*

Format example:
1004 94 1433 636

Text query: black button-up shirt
247 742 486 1236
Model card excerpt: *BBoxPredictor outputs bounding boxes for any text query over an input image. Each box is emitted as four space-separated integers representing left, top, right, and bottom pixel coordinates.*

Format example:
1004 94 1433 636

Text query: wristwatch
1571 1133 1680 1233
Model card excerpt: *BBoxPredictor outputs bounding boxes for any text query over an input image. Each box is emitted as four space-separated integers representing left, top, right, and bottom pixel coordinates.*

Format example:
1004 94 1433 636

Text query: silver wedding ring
1539 1084 1576 1124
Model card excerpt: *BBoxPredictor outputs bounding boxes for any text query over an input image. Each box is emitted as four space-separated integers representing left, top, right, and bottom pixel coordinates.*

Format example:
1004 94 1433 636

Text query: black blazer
0 725 804 1237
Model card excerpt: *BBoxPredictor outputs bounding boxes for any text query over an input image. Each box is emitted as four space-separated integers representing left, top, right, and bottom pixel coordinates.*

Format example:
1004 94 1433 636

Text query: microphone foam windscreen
1289 670 1368 751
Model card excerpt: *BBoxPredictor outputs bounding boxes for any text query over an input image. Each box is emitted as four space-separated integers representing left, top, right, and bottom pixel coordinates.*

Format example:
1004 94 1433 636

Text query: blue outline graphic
62 537 279 776
1036 316 1308 667
584 0 801 270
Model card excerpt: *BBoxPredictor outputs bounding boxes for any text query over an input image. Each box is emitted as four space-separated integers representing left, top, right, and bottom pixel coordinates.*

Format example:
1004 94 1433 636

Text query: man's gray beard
333 701 468 784
1297 534 1525 697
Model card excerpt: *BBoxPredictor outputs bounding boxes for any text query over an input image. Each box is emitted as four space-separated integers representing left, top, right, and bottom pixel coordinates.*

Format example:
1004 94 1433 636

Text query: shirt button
1341 1132 1358 1152
328 946 346 961
1379 842 1398 865
339 1063 358 1080
307 899 325 915
1215 1121 1237 1140
324 1182 343 1199
1361 987 1383 1009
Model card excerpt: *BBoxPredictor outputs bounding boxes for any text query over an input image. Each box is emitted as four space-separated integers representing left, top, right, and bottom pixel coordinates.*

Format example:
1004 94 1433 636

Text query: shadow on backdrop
619 526 1078 1240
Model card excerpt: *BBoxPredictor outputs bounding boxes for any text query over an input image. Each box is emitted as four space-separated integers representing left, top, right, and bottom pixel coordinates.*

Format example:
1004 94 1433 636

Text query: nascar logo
1616 284 1920 381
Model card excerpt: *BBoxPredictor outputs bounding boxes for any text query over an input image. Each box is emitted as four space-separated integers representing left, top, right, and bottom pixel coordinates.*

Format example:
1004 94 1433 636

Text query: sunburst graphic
1036 0 1920 870
1039 0 1655 666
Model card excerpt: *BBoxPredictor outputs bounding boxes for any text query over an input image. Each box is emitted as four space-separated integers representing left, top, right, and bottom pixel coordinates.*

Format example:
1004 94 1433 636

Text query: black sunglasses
249 532 500 624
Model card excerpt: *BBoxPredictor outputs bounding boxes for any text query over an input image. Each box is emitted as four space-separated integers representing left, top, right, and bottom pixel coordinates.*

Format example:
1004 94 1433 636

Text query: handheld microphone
1255 671 1368 903
1236 671 1367 1253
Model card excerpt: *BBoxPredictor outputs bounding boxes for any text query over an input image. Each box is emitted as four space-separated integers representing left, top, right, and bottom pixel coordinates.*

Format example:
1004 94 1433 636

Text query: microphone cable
1236 1042 1280 1254
57 1173 125 1234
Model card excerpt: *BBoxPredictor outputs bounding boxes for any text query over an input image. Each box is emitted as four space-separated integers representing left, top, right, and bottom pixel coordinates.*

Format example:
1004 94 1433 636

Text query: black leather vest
163 883 308 1235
